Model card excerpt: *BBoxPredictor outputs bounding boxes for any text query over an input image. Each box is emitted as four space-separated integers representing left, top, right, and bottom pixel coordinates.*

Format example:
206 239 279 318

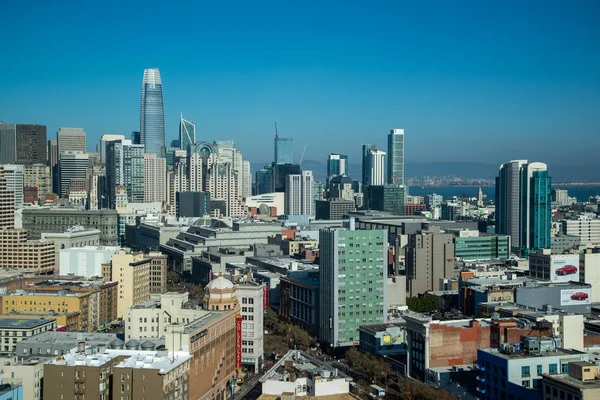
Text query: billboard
550 255 580 283
235 314 242 370
560 288 591 306
379 326 405 347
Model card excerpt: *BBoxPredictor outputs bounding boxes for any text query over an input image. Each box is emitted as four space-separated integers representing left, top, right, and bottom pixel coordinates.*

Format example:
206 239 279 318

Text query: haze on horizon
1 0 598 169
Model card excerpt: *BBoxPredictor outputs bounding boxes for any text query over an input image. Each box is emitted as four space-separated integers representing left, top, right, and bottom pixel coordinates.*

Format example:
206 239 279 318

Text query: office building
179 113 196 152
406 226 456 297
237 281 265 371
327 153 348 183
387 128 404 186
1 164 24 209
105 139 145 207
0 166 13 230
453 231 510 261
315 199 355 220
58 151 90 198
477 336 588 400
0 318 57 355
143 153 166 203
0 123 47 165
560 217 600 246
327 175 355 201
271 163 301 193
22 208 118 245
99 134 125 164
241 159 252 199
43 349 191 400
42 226 102 271
57 127 86 155
285 171 314 216
542 362 600 400
279 269 320 336
364 149 386 187
361 144 377 188
176 191 210 218
496 160 551 254
366 185 405 216
274 134 293 164
358 322 407 357
140 68 165 156
23 164 51 198
47 139 58 193
319 228 387 348
0 229 55 273
59 245 119 277
109 250 151 317
148 251 167 294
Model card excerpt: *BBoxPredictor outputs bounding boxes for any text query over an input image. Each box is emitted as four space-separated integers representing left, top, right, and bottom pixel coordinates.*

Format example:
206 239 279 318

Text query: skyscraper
284 170 314 216
0 166 15 229
57 127 86 155
106 140 145 208
0 123 47 165
387 129 404 186
100 134 126 164
366 150 386 186
179 114 196 152
140 68 165 156
496 160 551 254
58 151 90 198
319 228 387 348
361 144 377 188
274 125 293 164
2 165 24 209
327 153 348 183
144 153 167 203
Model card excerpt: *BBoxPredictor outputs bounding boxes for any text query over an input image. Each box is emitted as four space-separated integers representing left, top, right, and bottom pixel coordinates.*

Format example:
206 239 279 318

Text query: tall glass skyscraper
387 129 404 186
140 68 165 157
361 144 377 188
327 153 348 183
179 113 196 152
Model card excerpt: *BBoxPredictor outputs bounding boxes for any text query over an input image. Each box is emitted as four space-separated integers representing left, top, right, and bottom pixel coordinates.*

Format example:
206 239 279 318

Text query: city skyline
1 1 598 168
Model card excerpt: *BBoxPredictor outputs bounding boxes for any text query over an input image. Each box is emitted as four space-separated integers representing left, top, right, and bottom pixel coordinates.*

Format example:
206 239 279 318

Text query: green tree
290 325 310 348
406 295 438 313
264 308 279 331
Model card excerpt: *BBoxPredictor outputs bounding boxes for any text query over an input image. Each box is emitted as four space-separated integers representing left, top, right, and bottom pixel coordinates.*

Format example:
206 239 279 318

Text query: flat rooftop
480 346 585 360
258 395 356 400
261 350 352 383
0 318 54 329
543 372 600 390
359 322 406 334
17 331 118 346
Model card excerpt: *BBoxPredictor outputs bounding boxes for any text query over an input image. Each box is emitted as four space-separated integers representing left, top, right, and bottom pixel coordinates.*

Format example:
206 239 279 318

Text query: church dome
206 275 234 291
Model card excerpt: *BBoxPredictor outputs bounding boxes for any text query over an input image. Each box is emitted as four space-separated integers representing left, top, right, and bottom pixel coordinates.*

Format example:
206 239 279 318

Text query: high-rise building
140 68 165 156
57 127 86 155
100 134 125 164
319 228 387 348
1 165 24 209
241 160 252 199
179 114 196 152
47 139 58 193
274 133 293 165
366 149 386 186
24 164 52 198
496 160 551 254
520 162 551 252
0 123 47 165
327 153 348 183
285 171 314 216
366 185 405 216
387 129 404 186
143 154 166 203
0 166 15 229
105 140 145 207
131 130 141 145
361 144 377 188
58 151 90 198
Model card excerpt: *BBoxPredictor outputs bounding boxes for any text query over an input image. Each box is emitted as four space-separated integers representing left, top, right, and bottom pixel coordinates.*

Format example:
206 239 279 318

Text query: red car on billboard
555 265 578 275
570 292 589 301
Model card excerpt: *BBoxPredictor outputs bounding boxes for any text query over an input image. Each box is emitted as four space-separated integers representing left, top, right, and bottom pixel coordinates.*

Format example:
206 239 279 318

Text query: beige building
1 356 47 400
148 251 167 294
143 153 167 203
542 361 600 400
109 250 151 318
23 164 52 197
0 230 55 274
56 127 86 154
0 166 15 229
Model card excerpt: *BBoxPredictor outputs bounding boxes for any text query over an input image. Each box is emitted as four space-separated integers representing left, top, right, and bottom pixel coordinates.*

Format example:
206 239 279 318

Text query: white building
561 217 600 246
367 150 386 186
42 226 102 271
59 246 120 277
1 164 24 209
143 154 166 203
238 281 265 372
260 350 352 397
285 171 314 216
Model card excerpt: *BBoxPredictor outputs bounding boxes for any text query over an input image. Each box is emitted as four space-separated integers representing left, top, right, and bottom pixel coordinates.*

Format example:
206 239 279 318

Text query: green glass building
366 185 405 216
319 228 388 348
454 235 510 261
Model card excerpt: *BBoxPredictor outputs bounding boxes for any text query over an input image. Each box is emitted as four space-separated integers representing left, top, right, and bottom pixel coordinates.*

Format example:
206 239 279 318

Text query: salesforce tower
140 68 165 156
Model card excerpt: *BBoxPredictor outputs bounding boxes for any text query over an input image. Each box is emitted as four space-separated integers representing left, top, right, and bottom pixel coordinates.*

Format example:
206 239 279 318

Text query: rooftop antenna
274 122 278 139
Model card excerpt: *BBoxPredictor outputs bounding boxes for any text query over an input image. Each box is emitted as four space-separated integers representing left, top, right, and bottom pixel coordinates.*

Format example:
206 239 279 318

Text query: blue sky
1 0 598 168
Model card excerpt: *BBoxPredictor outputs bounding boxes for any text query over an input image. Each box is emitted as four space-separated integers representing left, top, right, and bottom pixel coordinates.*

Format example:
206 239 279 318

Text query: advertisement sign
263 284 269 308
550 255 580 283
379 327 405 346
235 314 242 370
560 288 591 306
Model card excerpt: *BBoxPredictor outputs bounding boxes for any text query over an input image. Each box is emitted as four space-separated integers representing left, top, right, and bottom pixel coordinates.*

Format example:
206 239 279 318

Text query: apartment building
148 251 167 294
109 250 151 318
0 230 55 273
0 318 56 354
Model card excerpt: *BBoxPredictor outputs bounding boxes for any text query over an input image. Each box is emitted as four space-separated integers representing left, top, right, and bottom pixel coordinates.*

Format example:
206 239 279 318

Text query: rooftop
543 372 600 390
358 322 406 334
17 331 118 347
261 350 352 383
0 318 55 329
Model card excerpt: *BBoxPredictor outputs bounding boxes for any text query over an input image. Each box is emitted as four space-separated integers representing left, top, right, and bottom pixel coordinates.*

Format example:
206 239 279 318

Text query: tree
290 325 310 348
406 295 438 313
264 308 279 331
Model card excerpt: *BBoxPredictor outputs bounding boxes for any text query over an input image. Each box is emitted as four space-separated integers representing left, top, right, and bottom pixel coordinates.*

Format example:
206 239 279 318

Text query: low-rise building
0 318 56 355
542 361 600 400
108 250 151 318
279 270 320 336
359 322 407 357
41 226 101 271
58 245 120 277
260 350 352 397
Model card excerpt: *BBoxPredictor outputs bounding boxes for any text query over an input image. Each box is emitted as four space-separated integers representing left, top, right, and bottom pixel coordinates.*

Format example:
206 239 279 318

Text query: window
242 298 247 304
521 366 530 377
537 365 542 375
549 364 558 374
521 380 530 388
561 363 569 374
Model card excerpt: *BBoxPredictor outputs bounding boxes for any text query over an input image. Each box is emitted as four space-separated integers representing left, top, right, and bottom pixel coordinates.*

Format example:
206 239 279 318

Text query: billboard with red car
551 255 580 283
560 288 591 306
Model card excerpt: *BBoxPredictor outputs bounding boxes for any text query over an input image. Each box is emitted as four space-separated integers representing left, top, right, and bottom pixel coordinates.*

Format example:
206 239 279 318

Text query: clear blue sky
1 0 598 168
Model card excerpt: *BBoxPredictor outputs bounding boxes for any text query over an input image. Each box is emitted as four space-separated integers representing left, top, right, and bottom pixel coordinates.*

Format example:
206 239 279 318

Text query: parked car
555 265 577 275
571 292 589 301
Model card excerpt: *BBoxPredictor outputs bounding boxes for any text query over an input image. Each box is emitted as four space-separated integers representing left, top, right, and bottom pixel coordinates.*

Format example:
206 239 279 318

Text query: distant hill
250 161 596 182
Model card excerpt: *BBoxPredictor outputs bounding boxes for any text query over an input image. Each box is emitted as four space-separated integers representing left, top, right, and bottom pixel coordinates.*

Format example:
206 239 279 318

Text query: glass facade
361 144 377 188
274 137 293 164
327 153 348 182
387 129 404 186
521 168 552 252
140 68 165 156
367 185 405 216
454 235 510 261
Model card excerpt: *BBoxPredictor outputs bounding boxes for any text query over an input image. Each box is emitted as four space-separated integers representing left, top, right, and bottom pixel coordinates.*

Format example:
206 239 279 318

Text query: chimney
470 320 480 328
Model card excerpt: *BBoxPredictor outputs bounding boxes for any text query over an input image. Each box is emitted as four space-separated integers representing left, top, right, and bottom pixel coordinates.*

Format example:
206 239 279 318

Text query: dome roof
206 276 234 291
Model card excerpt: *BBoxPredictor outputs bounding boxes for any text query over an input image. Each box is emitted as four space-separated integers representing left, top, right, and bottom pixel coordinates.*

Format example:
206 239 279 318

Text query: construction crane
299 145 307 165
